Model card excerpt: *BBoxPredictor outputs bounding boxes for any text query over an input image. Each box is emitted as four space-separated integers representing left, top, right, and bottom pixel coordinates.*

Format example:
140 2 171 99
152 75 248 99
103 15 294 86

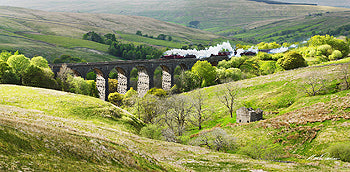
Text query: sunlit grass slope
2 84 348 171
183 62 350 169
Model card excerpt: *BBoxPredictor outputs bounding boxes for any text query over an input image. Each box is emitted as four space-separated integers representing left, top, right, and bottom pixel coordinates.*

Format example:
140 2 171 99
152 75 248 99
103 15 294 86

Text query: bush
240 139 284 160
140 124 162 140
0 62 20 84
22 65 57 89
316 44 332 57
216 68 242 83
277 51 307 70
123 87 138 106
257 52 273 61
68 76 90 95
108 92 124 106
328 143 350 162
328 50 343 61
191 128 236 152
86 80 99 98
108 78 118 93
239 58 260 76
272 53 284 61
259 61 277 75
146 88 167 97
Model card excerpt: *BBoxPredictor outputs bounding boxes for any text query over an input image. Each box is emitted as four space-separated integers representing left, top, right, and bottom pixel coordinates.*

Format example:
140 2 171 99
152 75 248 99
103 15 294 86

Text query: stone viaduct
50 56 227 100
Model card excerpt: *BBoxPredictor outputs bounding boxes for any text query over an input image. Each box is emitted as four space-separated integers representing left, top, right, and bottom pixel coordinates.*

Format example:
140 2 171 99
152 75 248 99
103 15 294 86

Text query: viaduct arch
50 57 227 100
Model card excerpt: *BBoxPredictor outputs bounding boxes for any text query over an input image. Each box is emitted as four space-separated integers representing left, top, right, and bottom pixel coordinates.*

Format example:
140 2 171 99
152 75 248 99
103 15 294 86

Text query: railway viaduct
50 56 227 100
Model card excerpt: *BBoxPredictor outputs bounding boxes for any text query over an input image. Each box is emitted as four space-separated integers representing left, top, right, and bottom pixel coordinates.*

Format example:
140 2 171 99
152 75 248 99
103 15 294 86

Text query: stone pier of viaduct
50 56 227 100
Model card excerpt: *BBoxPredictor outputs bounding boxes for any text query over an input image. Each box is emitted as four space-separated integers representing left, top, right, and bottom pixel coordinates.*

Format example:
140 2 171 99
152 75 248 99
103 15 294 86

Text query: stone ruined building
236 107 263 123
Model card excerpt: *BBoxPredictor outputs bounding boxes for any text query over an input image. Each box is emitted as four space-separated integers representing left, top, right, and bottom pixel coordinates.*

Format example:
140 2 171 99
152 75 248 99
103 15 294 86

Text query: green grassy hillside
227 11 350 43
1 63 350 171
0 6 221 62
0 84 323 171
180 61 350 167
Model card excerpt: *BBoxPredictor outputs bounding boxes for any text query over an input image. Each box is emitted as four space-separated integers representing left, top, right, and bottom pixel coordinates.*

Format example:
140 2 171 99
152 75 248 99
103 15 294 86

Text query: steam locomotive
160 51 231 60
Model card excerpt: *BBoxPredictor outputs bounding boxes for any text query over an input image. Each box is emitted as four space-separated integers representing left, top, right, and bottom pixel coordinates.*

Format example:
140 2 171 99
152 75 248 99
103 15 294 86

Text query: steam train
160 54 196 60
160 51 231 60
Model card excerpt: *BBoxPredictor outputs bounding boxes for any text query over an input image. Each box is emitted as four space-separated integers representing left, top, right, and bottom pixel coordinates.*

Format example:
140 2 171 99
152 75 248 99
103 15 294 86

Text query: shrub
257 52 273 61
68 76 90 95
239 58 260 76
277 51 307 70
259 61 277 75
146 88 167 97
22 65 57 89
108 78 118 93
86 80 99 98
328 143 350 162
216 68 242 83
328 50 343 61
0 51 13 62
316 44 332 57
108 92 124 106
140 124 162 140
124 87 138 104
272 53 284 61
191 128 236 152
0 62 20 84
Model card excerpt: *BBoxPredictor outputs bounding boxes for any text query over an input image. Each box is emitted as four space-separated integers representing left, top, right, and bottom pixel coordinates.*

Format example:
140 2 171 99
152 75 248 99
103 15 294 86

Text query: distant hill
0 6 221 62
227 11 350 43
0 0 348 35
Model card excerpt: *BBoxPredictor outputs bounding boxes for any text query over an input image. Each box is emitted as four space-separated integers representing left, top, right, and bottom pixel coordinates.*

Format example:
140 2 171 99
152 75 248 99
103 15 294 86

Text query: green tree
68 76 90 95
108 78 118 93
86 80 99 98
0 62 20 84
191 61 217 87
83 31 105 44
30 56 49 68
7 54 30 78
136 30 142 36
22 65 57 89
0 51 13 62
277 51 307 70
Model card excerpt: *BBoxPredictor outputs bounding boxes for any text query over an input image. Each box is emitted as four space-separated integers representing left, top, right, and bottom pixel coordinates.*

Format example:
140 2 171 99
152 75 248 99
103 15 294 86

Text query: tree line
0 51 98 98
83 31 164 60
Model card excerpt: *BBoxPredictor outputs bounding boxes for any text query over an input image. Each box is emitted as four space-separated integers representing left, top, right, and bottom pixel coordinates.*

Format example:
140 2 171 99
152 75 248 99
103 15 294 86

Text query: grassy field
1 61 350 171
0 84 336 171
180 61 350 166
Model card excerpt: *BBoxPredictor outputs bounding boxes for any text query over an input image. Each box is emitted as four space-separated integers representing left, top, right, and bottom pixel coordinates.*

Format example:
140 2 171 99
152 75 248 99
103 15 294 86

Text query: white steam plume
164 41 235 59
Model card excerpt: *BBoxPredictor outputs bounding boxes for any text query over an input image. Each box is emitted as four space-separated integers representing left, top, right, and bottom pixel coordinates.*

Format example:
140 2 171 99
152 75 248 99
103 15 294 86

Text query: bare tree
216 83 240 118
164 95 193 136
191 89 211 130
340 64 350 90
300 72 326 96
57 64 74 91
138 94 166 124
